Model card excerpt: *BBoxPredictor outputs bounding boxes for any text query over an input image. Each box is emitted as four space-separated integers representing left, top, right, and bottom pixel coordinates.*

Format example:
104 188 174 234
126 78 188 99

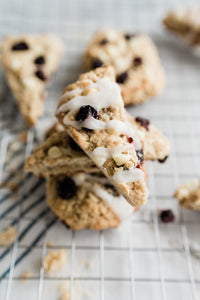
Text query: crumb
20 270 31 280
160 209 174 223
83 291 91 299
19 131 28 143
46 241 53 247
0 180 18 193
85 261 93 269
42 250 66 274
59 283 69 300
0 226 16 246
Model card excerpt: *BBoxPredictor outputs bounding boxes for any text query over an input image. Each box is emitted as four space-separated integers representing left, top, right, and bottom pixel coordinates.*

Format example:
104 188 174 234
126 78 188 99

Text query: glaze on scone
56 66 146 207
46 173 136 230
83 29 166 105
163 8 200 46
1 34 64 125
174 179 200 211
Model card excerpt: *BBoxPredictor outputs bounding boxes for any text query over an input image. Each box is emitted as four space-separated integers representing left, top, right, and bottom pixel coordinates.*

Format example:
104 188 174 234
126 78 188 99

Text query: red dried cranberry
116 72 128 84
12 41 29 51
75 105 99 121
135 117 150 131
127 137 133 143
158 156 168 163
69 137 81 151
136 149 144 163
99 38 108 45
133 57 142 67
34 56 45 65
57 176 77 199
160 210 174 223
35 70 46 81
124 33 136 40
92 58 103 69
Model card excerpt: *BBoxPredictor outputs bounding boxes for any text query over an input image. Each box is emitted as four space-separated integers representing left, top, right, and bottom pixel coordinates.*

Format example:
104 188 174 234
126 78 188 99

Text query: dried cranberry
92 58 103 69
68 137 81 152
158 156 168 163
99 38 108 45
57 176 77 199
124 33 135 40
135 117 150 131
75 105 98 121
105 184 119 197
136 149 144 163
35 70 46 81
127 137 133 143
133 57 142 67
12 41 29 51
34 56 45 65
116 72 128 84
160 210 174 223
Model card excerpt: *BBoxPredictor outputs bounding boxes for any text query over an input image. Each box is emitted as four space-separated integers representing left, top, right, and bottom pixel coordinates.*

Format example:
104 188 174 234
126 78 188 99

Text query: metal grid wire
0 0 200 299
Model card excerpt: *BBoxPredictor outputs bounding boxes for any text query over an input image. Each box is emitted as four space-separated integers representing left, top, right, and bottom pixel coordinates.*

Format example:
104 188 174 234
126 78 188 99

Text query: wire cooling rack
1 0 200 299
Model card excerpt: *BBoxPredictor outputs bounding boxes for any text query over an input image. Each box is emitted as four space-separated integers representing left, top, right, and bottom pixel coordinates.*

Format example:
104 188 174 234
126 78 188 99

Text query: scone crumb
19 131 28 143
0 226 16 246
43 250 67 274
20 270 31 280
0 180 18 193
58 283 69 300
46 241 53 247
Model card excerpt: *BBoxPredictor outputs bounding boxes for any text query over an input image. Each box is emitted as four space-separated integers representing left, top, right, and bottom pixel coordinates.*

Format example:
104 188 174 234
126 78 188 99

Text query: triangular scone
56 65 146 207
25 131 98 177
25 114 170 178
174 179 200 211
163 8 200 46
1 34 64 125
83 29 166 106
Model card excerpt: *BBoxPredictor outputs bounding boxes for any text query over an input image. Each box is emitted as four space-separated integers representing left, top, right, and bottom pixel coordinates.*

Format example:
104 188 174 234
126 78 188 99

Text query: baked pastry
83 29 166 105
174 179 200 211
46 172 142 230
56 65 147 207
163 8 200 46
1 34 64 125
25 115 170 177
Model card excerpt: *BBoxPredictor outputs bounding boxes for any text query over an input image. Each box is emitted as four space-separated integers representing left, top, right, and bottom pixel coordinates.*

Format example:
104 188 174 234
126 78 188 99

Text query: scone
163 8 200 46
56 65 147 207
46 172 143 230
25 115 170 178
174 179 200 211
83 29 166 105
1 34 64 125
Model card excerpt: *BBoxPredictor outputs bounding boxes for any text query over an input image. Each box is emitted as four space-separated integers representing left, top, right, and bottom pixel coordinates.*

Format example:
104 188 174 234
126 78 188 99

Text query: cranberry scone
1 34 64 125
56 66 146 207
163 8 200 47
83 29 166 106
47 172 140 230
174 179 200 211
25 115 170 178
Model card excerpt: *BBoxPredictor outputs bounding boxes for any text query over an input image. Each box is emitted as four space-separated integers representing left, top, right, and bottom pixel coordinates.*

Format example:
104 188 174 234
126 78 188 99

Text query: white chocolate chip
113 153 131 166
94 155 107 166
48 146 62 158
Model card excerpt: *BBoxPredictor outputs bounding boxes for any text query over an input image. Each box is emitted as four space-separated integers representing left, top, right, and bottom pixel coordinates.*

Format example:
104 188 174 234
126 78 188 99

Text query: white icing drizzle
112 168 144 183
57 78 123 113
94 186 133 221
72 173 133 221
